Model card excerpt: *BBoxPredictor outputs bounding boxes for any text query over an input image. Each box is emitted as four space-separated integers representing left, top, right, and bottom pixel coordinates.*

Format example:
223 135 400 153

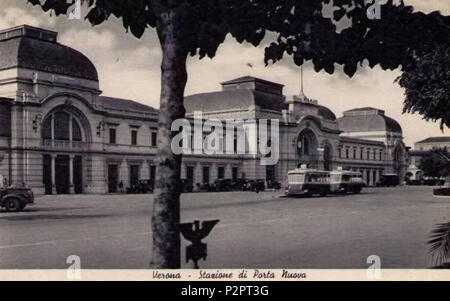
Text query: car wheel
5 198 22 212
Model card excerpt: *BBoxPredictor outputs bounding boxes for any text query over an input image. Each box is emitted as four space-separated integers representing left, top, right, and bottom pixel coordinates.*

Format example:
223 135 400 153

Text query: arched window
42 111 84 141
297 130 317 157
296 129 319 169
54 111 70 140
73 121 82 141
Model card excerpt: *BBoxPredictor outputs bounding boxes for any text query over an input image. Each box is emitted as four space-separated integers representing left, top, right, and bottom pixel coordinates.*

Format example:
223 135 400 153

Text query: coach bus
329 169 364 194
285 165 330 197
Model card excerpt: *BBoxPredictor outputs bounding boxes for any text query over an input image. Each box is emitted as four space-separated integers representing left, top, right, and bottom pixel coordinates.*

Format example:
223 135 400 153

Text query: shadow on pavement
0 214 111 221
22 206 90 213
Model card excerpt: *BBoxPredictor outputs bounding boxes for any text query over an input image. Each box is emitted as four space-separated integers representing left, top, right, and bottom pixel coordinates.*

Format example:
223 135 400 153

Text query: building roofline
339 136 385 145
220 76 284 88
415 136 450 144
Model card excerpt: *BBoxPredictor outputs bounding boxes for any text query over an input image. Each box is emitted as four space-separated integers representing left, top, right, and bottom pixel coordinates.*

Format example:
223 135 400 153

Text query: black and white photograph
0 0 450 284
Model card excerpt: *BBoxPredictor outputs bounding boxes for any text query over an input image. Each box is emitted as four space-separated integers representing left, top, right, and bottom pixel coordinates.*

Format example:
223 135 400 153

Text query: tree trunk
150 9 187 269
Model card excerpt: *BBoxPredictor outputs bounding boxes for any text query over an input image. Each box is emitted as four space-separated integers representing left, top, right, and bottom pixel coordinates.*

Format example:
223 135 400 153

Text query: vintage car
376 174 400 187
422 178 445 186
208 179 233 192
231 178 248 190
243 179 266 192
126 179 154 194
285 165 330 197
180 179 194 193
0 178 34 212
266 179 282 190
329 170 364 194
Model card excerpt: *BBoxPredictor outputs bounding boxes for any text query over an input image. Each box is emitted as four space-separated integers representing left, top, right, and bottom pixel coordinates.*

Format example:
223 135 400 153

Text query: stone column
69 154 75 194
194 162 202 190
180 162 186 179
225 163 232 179
69 117 73 142
51 154 56 194
50 114 55 147
211 163 217 181
317 147 325 170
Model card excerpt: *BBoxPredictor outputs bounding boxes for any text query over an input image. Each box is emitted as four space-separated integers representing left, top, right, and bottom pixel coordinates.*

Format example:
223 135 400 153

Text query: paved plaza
0 186 449 269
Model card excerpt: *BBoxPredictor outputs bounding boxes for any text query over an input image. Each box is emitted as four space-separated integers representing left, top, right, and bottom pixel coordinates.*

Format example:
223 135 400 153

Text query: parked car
266 180 281 190
181 179 194 193
376 174 399 187
243 179 265 192
209 179 233 192
231 178 248 190
422 178 445 186
0 183 34 212
197 182 212 191
127 179 154 194
406 179 423 185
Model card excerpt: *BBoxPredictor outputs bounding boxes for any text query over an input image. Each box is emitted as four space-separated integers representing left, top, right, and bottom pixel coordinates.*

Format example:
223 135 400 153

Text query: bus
285 165 330 197
329 170 364 194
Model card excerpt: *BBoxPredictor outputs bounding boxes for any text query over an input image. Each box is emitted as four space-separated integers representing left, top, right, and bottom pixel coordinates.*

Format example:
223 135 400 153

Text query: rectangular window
232 167 238 181
202 166 210 183
131 130 138 145
367 149 370 160
218 166 225 179
130 165 139 186
151 132 157 147
186 166 194 180
360 148 364 159
373 151 376 160
109 128 116 144
379 151 382 161
150 165 156 179
345 148 349 159
353 148 356 159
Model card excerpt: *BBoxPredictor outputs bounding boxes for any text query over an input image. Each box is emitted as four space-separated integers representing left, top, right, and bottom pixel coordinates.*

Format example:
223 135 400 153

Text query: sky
0 0 449 146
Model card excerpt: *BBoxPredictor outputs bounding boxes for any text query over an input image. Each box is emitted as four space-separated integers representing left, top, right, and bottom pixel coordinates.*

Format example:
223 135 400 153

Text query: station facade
0 25 408 195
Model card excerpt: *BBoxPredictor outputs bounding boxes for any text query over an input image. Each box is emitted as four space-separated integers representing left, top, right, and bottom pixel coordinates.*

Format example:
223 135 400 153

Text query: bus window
342 175 352 182
288 174 305 183
331 174 340 182
351 175 363 182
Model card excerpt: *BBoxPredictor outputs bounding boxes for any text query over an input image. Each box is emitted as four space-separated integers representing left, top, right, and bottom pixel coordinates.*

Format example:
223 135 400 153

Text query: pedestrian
118 181 124 193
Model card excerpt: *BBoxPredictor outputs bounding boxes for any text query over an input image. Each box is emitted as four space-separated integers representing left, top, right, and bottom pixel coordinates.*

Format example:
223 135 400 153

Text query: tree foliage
428 222 450 267
397 44 450 129
28 0 450 77
419 149 450 178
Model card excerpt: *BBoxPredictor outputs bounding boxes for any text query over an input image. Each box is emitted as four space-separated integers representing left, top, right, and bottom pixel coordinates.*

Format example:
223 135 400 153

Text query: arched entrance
297 129 319 168
41 106 91 194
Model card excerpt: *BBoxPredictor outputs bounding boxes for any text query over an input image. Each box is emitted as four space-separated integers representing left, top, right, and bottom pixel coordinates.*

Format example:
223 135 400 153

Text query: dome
337 107 402 134
317 105 337 121
0 25 98 81
286 93 337 121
